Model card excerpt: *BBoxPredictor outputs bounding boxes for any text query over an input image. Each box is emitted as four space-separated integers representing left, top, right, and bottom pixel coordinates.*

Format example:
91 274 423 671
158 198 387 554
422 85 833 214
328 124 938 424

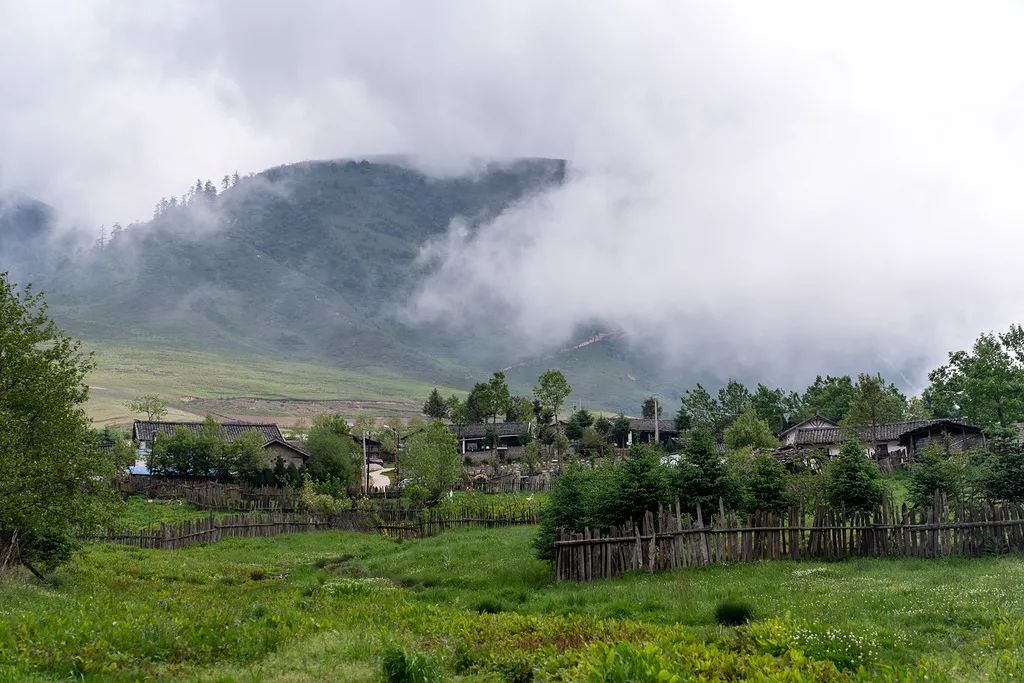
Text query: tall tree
641 396 663 419
799 375 857 422
748 384 802 434
0 275 117 572
485 371 510 428
679 384 721 433
403 420 461 498
716 379 750 430
505 395 535 423
422 388 448 419
123 394 168 421
842 373 908 446
723 405 779 450
533 369 571 425
305 414 360 488
923 330 1024 428
565 408 594 441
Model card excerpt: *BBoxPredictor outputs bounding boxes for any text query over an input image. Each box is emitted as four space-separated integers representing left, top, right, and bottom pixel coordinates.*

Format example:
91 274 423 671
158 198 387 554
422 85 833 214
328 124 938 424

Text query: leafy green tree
123 394 168 421
0 275 117 571
485 371 511 426
606 445 671 525
679 384 722 433
534 465 591 560
565 408 594 441
907 444 964 507
464 383 492 423
744 455 791 513
842 373 908 445
403 419 461 498
611 413 631 447
505 395 535 423
924 331 1024 428
641 396 663 419
533 369 571 424
748 384 802 434
717 379 750 430
905 395 933 420
823 441 884 511
523 441 541 474
674 400 692 431
224 430 265 481
578 426 611 460
305 414 360 488
671 428 743 513
799 375 857 422
422 388 449 419
446 395 471 437
723 405 779 450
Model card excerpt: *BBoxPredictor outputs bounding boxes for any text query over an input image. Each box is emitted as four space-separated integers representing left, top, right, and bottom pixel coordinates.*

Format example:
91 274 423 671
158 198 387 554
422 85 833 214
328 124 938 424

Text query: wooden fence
86 503 540 550
459 472 554 494
555 494 1024 581
118 476 303 512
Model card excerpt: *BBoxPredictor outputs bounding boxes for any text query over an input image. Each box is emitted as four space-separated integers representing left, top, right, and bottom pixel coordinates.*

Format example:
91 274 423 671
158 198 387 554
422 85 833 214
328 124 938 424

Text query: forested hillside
0 159 676 409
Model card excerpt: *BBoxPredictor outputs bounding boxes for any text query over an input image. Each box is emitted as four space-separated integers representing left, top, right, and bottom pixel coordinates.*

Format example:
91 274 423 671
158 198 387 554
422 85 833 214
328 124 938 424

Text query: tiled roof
133 420 284 444
792 419 975 445
629 419 678 434
450 422 529 439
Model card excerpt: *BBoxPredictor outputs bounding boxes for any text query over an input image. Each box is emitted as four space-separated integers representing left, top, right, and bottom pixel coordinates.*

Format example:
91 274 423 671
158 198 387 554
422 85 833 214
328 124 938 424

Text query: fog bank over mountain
4 2 1024 392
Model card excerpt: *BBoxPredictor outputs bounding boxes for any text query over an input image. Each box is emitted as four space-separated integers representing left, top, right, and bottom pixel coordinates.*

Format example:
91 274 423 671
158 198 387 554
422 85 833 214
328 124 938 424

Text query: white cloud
3 1 1024 387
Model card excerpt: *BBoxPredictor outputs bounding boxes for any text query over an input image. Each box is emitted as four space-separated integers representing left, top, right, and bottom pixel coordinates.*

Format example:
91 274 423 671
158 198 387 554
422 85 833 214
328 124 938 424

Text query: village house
774 415 986 469
131 420 309 472
627 418 678 448
449 421 530 456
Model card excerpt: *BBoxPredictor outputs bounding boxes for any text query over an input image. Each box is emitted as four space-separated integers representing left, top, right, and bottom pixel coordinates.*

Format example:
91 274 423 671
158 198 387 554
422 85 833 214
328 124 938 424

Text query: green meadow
4 525 1024 681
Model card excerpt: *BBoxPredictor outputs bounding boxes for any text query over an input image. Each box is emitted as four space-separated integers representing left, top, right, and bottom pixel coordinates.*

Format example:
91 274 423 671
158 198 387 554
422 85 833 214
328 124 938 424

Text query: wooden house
448 421 530 455
131 420 309 470
774 416 985 469
627 419 678 447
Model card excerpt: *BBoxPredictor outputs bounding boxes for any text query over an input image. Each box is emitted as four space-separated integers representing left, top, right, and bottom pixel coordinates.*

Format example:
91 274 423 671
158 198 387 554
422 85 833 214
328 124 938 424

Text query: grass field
4 524 1024 681
83 343 462 426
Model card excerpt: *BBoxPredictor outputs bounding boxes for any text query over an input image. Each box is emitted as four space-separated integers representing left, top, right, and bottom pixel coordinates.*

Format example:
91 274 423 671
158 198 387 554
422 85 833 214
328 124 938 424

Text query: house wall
263 442 306 468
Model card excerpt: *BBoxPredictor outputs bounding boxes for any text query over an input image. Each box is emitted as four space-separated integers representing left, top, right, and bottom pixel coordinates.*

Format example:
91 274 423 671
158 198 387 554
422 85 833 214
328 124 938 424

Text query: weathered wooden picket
87 503 540 550
555 494 1024 581
118 476 303 512
375 505 540 539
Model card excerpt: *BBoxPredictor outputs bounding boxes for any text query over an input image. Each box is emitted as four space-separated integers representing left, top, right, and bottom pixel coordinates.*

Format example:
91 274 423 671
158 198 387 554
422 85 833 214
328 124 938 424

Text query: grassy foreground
3 526 1024 681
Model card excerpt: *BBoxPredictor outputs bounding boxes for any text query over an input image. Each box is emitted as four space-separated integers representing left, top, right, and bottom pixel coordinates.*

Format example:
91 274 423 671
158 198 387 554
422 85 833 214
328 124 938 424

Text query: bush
744 455 791 514
714 599 754 626
671 428 744 513
983 439 1024 503
907 444 964 507
380 646 441 683
473 596 506 614
823 441 884 511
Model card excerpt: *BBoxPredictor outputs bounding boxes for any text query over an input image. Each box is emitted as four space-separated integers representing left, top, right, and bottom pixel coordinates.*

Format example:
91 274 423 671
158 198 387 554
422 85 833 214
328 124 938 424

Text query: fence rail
85 504 540 550
555 494 1024 581
118 476 303 512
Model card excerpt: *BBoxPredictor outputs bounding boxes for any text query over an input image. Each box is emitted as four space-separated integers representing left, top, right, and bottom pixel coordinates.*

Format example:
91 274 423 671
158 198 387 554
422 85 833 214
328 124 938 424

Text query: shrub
983 439 1024 503
474 596 506 614
380 646 441 683
823 441 884 511
744 455 791 514
907 444 964 507
671 428 744 513
714 599 754 626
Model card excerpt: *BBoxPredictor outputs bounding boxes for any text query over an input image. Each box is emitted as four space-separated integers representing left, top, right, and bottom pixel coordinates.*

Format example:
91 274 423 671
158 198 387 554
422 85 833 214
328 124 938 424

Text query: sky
3 1 1024 389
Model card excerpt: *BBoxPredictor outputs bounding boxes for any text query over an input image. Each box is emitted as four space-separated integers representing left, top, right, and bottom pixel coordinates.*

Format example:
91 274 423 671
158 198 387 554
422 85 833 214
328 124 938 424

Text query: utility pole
654 395 660 444
363 431 369 494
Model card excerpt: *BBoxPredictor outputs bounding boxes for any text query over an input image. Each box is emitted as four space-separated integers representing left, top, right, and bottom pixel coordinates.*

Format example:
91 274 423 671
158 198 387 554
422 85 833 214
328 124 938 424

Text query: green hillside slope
12 158 678 413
